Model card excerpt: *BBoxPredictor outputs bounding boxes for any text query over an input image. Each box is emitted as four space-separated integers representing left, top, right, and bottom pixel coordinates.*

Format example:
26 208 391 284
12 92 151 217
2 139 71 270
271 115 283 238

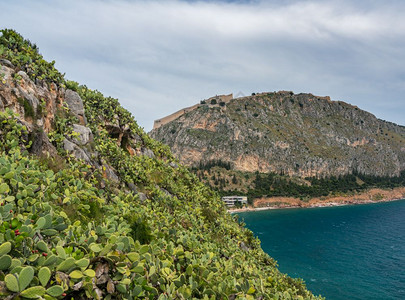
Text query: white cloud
1 0 405 129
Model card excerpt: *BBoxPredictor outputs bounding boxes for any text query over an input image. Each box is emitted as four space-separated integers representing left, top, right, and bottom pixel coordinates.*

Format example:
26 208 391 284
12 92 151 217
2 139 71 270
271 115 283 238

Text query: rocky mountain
0 30 321 299
151 92 405 179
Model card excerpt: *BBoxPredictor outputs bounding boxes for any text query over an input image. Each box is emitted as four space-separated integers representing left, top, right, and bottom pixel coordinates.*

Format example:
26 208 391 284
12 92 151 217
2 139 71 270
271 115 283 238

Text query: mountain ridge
151 91 405 179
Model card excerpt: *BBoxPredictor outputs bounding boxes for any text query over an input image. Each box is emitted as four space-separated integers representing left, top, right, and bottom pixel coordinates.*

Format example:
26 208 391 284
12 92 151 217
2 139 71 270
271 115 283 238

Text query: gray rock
0 59 14 68
127 182 137 193
16 86 40 115
137 192 147 202
72 124 93 145
65 89 87 125
160 188 172 197
63 138 91 163
17 71 31 83
240 242 250 252
103 164 120 182
142 148 155 158
29 130 58 157
169 161 179 169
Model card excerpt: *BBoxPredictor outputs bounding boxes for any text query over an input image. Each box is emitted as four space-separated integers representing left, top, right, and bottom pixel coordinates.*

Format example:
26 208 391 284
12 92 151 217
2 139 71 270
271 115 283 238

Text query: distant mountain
151 92 405 179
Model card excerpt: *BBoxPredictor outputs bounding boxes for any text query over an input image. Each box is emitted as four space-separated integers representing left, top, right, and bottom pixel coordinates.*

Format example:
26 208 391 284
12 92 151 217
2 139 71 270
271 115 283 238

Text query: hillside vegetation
192 164 405 204
0 30 321 299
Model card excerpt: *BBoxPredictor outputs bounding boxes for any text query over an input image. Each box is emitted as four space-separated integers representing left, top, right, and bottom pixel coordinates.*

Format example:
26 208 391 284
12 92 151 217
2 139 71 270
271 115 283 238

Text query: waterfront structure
222 196 248 207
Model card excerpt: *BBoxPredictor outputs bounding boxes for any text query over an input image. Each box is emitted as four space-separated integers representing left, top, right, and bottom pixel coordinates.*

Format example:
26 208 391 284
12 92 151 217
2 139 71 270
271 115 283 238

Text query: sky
1 0 405 131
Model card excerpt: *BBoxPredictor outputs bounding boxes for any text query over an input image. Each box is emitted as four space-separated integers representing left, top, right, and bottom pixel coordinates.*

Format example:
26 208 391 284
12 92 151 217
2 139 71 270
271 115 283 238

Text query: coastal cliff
151 92 405 178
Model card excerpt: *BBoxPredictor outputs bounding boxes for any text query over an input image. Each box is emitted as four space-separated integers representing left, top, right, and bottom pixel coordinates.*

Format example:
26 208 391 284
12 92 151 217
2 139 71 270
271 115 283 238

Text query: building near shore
222 196 248 207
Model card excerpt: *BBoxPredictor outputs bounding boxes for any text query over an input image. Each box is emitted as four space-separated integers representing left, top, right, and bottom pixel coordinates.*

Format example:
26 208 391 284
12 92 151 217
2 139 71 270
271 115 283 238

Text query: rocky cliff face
151 91 405 178
0 60 96 164
0 59 156 183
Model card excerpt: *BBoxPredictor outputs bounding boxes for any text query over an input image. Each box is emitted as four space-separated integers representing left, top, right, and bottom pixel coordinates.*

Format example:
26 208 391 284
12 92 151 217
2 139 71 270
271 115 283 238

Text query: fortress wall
153 94 233 130
153 103 200 129
207 93 233 104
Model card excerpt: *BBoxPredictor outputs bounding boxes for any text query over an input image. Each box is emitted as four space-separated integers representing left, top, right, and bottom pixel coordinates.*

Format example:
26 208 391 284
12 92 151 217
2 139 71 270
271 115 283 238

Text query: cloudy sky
1 0 405 130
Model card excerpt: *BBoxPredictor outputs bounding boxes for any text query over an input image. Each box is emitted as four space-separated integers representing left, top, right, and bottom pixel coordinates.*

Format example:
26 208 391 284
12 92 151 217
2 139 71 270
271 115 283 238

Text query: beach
228 187 405 213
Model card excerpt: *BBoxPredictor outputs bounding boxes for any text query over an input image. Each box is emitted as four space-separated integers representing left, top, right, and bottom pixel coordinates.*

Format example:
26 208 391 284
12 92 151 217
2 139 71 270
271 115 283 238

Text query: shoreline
228 187 405 213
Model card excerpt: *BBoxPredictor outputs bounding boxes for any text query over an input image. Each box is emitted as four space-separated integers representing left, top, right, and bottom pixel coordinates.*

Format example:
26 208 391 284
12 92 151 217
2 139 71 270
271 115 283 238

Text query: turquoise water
238 199 405 300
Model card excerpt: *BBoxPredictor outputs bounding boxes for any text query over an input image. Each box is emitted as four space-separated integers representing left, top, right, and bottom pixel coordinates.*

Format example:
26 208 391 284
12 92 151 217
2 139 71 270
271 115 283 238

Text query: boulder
142 148 155 158
137 192 147 202
102 163 120 182
72 124 93 146
65 89 87 125
0 59 14 68
127 182 137 193
63 138 91 163
169 161 179 169
29 130 58 157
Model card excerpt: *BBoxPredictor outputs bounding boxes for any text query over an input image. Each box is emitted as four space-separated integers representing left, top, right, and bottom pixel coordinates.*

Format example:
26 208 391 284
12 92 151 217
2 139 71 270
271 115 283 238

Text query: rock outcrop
0 61 100 172
151 92 405 178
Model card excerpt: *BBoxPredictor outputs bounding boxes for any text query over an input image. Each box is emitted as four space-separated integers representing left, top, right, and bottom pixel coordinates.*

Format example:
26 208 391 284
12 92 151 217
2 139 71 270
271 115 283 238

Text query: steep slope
151 92 405 179
0 30 320 299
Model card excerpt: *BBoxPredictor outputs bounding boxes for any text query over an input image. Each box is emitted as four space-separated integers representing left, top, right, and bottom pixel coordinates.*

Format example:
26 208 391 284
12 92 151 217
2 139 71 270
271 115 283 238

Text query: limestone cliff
151 92 405 178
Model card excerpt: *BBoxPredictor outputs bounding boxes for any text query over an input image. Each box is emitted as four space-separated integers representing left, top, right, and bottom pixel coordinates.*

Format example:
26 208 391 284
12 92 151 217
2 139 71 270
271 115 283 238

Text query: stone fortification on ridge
153 94 233 129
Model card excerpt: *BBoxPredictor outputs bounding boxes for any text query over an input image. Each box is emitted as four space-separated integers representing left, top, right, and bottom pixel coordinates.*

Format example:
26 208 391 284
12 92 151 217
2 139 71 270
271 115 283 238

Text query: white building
222 196 248 207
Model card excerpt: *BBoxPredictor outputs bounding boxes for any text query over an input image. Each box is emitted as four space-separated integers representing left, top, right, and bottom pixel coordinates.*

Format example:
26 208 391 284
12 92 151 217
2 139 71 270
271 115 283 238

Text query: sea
237 199 405 300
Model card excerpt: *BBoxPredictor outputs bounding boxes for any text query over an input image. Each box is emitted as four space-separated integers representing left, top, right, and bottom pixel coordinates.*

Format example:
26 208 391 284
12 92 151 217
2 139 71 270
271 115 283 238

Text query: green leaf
36 217 46 229
41 229 58 236
75 258 89 268
55 246 66 259
4 171 15 180
0 241 12 256
69 270 83 279
0 167 9 175
139 245 149 255
0 182 9 194
20 286 46 298
43 254 58 266
38 267 51 286
5 195 15 202
43 214 52 229
127 252 139 262
19 266 35 291
0 254 12 270
46 285 64 297
5 273 19 292
149 265 156 277
10 258 22 269
89 244 102 253
132 265 144 273
186 265 193 276
116 284 127 294
59 211 68 219
56 257 75 272
247 286 256 295
133 285 143 297
36 241 48 252
83 269 95 277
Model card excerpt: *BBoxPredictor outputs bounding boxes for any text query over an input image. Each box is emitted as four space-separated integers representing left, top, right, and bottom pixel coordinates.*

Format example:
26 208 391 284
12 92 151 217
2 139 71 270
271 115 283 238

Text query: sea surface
237 199 405 300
